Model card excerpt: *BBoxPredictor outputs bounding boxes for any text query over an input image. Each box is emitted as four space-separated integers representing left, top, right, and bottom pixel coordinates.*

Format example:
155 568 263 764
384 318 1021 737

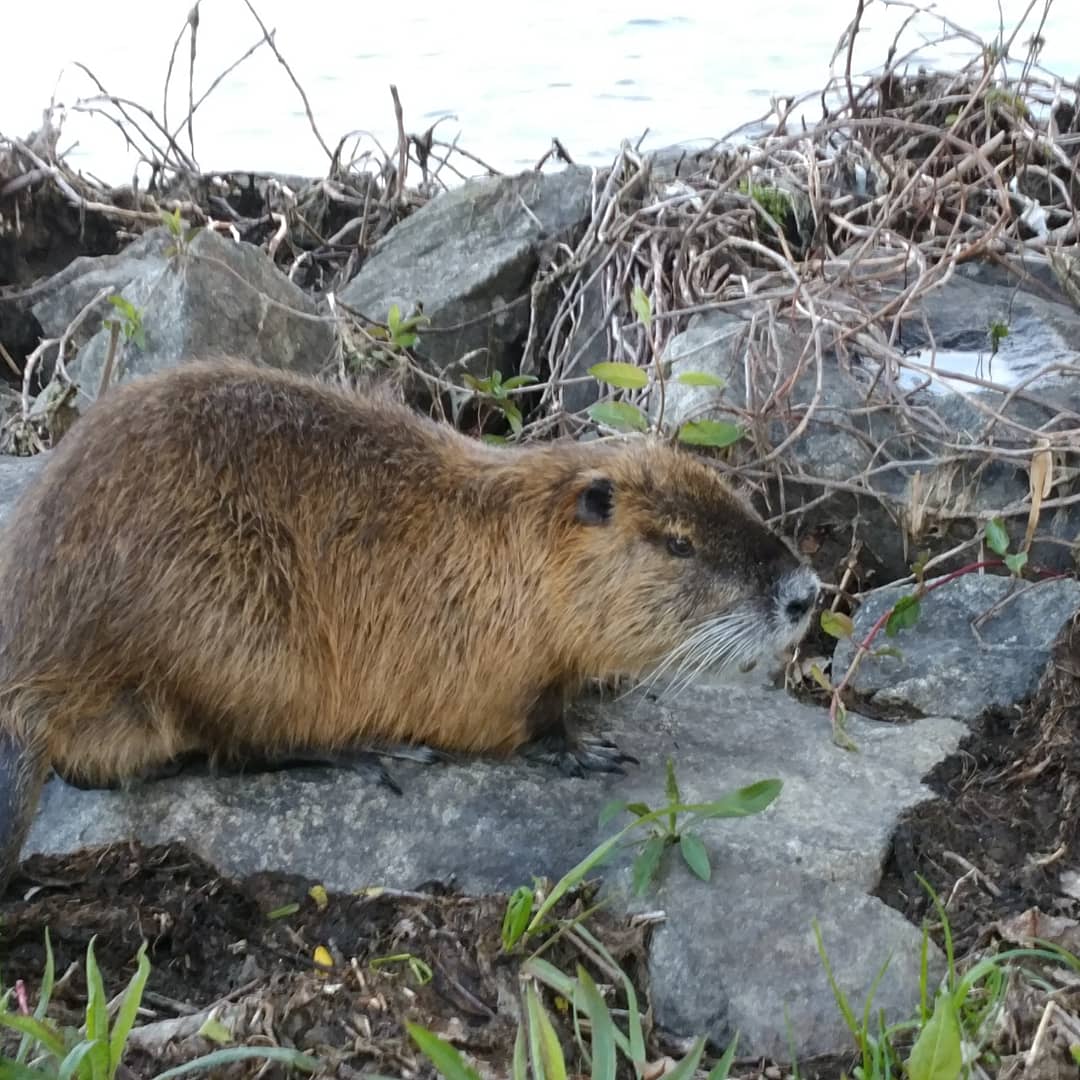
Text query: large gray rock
832 573 1080 720
30 227 336 401
339 166 594 379
23 678 963 1061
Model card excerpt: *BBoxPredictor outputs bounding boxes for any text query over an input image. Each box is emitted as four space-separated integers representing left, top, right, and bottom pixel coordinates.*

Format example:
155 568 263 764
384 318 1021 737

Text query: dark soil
876 608 1080 950
2 845 649 1079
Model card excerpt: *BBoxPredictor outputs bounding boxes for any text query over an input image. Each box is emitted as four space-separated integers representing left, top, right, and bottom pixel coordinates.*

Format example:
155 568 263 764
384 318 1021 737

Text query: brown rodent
0 359 820 891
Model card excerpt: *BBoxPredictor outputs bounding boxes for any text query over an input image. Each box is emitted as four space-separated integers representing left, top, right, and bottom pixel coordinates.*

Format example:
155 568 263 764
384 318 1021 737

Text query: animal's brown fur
0 358 817 891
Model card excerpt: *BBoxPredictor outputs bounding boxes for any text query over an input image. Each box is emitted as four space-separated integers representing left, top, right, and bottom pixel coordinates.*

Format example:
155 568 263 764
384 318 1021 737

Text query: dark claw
519 732 638 778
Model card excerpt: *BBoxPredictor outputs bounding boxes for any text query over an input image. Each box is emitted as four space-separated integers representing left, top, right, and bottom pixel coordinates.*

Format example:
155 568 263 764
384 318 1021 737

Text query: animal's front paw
519 730 638 778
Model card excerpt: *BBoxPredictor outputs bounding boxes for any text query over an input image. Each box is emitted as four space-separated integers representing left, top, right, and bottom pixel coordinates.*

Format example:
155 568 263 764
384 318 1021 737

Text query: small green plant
384 303 428 351
499 766 781 954
103 296 145 352
369 951 433 986
99 294 147 395
817 516 1030 746
0 932 319 1078
987 319 1009 358
584 283 742 449
462 368 539 438
600 758 758 896
737 178 793 226
586 361 741 447
816 876 1080 1080
407 951 741 1080
160 207 202 258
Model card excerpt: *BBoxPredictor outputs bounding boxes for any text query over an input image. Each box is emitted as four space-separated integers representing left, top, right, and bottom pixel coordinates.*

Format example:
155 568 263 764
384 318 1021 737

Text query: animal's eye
667 536 694 558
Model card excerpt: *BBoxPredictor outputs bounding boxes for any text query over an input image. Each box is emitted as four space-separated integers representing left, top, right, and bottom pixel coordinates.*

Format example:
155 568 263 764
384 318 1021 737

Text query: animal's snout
774 566 821 625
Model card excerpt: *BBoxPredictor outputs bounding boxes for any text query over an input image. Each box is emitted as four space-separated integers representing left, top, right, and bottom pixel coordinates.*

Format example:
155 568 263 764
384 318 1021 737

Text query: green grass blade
659 1037 706 1080
707 1032 740 1080
83 939 110 1080
0 1062 60 1079
904 991 962 1080
525 982 566 1080
573 966 616 1080
59 1041 103 1080
108 943 151 1077
511 1021 528 1080
0 1014 69 1060
405 1023 480 1080
151 1046 320 1078
16 929 55 1065
571 925 645 1066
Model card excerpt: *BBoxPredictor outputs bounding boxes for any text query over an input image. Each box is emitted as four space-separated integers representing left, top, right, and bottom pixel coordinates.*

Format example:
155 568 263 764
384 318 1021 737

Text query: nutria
0 359 820 891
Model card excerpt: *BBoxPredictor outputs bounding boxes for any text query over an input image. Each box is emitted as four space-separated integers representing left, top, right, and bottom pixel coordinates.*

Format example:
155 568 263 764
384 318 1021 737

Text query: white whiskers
623 606 769 705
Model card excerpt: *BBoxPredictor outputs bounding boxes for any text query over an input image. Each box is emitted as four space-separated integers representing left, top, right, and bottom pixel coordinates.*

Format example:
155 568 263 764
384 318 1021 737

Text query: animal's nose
776 567 821 624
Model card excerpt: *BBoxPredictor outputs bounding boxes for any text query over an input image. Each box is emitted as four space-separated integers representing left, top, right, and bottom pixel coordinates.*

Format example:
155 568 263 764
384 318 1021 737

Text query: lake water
3 0 1078 186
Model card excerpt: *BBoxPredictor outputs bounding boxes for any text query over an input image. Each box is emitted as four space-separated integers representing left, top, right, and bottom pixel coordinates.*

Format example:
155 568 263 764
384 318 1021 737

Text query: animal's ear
575 476 615 526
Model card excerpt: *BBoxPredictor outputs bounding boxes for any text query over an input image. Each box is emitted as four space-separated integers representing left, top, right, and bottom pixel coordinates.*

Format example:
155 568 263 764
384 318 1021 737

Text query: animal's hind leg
48 686 201 791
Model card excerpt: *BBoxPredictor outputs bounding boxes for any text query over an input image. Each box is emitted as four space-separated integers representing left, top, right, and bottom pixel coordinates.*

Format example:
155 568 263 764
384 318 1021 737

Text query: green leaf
502 374 539 391
0 1014 68 1060
597 800 627 827
1004 551 1028 575
676 420 743 448
664 758 681 813
58 1043 101 1080
707 1033 740 1080
632 835 667 896
16 927 55 1065
588 362 649 389
682 778 784 824
885 595 921 637
525 982 567 1080
266 902 300 920
587 402 648 433
501 401 524 435
481 434 507 446
196 1018 232 1045
405 1024 482 1080
661 1037 707 1080
820 610 854 639
872 645 903 660
501 886 535 951
985 517 1010 556
0 1062 62 1080
387 304 401 334
573 966 616 1080
679 832 711 881
808 663 832 692
108 942 151 1075
631 286 652 329
674 371 726 388
512 1023 528 1080
84 938 110 1080
624 802 652 818
904 991 962 1080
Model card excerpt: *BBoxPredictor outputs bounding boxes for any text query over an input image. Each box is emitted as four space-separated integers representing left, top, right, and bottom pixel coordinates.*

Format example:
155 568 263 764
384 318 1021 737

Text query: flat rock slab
833 574 1080 720
24 680 964 1060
